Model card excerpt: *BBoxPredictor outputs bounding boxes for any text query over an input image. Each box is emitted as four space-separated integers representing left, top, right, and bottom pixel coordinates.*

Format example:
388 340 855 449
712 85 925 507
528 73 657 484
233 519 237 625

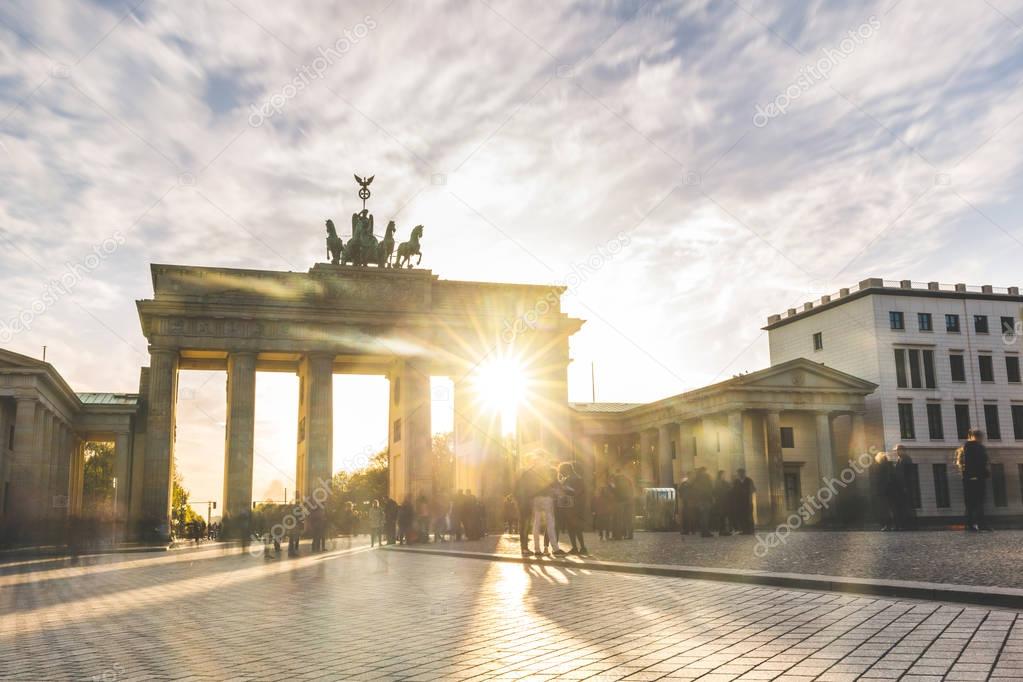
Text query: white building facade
767 278 1023 519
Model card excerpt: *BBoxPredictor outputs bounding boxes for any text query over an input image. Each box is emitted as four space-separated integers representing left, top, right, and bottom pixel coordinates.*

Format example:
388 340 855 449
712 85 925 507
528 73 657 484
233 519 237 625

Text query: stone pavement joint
1 538 1020 681
384 543 1023 611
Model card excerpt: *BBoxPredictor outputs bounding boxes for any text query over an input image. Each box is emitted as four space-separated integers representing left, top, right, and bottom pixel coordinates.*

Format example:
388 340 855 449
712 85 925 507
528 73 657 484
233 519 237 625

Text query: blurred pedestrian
892 444 916 530
676 471 692 535
731 468 756 535
690 467 713 538
713 470 732 536
502 494 519 535
397 496 414 544
958 428 991 531
384 497 398 545
367 499 384 547
557 461 588 555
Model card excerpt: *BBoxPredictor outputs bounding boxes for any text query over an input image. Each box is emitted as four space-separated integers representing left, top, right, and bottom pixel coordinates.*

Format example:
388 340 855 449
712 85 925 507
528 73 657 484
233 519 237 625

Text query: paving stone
0 540 1020 680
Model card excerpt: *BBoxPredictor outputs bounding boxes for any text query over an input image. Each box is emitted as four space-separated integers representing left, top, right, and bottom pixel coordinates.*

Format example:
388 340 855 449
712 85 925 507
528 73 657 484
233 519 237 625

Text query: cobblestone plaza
2 540 1022 681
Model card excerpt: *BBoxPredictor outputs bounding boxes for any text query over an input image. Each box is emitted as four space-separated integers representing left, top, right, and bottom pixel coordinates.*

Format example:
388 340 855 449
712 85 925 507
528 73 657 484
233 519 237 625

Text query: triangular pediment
730 358 876 392
0 348 47 369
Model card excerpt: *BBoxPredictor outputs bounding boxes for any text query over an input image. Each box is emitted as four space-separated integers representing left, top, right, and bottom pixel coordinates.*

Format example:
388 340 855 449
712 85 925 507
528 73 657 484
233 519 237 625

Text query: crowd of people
511 456 590 557
231 429 1005 559
674 467 757 538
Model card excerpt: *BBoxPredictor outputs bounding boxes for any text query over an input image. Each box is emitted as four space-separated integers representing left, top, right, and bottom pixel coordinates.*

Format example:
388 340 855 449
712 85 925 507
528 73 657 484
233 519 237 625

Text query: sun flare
474 355 528 434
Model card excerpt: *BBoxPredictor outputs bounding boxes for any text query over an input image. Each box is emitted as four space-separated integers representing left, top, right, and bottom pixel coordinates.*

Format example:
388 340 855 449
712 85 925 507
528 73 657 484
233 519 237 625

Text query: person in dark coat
958 428 991 531
611 469 635 540
731 468 756 534
514 465 538 556
383 497 398 545
557 462 588 555
713 470 732 536
892 445 915 530
689 468 713 538
308 506 327 552
870 452 896 530
397 496 415 544
451 490 466 540
675 472 691 535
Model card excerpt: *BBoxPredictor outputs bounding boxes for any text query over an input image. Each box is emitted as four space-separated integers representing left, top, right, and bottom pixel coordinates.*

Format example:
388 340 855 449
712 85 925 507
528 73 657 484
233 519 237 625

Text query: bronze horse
395 225 424 268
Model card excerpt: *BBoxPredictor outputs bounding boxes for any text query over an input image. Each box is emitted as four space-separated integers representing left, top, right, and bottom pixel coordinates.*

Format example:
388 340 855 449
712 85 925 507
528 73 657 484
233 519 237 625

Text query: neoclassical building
569 359 876 524
0 348 140 541
1 260 888 544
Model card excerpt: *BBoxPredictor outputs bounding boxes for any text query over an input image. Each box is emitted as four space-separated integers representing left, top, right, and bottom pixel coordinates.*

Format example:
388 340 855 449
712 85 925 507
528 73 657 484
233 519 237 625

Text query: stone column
297 353 333 502
701 417 720 474
657 423 674 487
638 429 655 487
404 361 433 500
223 352 257 524
453 378 477 494
42 412 55 512
8 399 40 529
765 410 786 523
113 431 133 525
850 413 867 461
55 423 73 520
728 411 745 475
142 348 179 539
815 412 835 521
678 422 694 478
69 439 85 515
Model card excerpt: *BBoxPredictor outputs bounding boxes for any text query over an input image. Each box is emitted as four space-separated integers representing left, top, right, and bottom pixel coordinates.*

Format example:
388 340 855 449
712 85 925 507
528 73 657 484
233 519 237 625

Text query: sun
473 354 528 434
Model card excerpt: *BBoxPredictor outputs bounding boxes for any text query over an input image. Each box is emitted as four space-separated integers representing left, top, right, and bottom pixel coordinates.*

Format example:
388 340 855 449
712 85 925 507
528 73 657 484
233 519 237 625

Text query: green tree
82 441 115 514
171 467 201 537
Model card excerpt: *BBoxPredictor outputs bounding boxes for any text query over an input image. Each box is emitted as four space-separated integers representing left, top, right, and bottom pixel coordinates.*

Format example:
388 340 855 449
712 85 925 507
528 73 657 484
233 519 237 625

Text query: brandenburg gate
135 263 582 538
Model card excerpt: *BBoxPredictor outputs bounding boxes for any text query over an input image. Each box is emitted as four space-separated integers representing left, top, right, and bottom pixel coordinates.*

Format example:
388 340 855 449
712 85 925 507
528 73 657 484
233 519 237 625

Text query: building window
812 332 823 351
908 349 922 388
932 463 951 508
945 314 961 332
1006 356 1021 384
896 349 935 389
898 403 916 440
975 315 989 334
984 404 1001 440
950 353 966 382
955 403 971 440
926 403 944 440
918 313 933 331
979 355 995 383
992 463 1008 507
393 418 401 443
923 350 936 388
670 441 677 460
895 349 908 388
1002 316 1016 335
890 311 905 330
1012 405 1023 440
780 427 795 448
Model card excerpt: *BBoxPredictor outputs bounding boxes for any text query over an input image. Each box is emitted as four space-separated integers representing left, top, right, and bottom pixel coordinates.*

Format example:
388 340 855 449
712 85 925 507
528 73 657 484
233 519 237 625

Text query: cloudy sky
3 0 1023 507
